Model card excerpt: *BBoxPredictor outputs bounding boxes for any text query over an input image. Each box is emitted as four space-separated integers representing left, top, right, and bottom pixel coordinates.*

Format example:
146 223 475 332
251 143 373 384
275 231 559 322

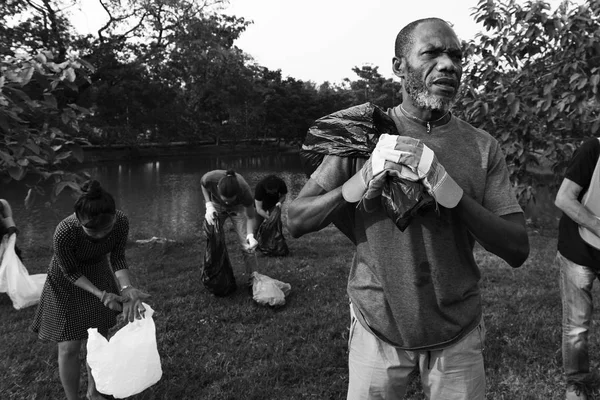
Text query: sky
69 0 569 85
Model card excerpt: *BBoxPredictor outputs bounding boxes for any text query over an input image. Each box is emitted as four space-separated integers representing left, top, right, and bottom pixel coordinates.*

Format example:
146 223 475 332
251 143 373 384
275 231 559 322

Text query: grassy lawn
2 223 600 399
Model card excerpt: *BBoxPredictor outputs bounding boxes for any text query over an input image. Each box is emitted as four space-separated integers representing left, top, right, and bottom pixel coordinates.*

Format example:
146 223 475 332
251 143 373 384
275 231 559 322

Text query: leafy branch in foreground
0 50 93 205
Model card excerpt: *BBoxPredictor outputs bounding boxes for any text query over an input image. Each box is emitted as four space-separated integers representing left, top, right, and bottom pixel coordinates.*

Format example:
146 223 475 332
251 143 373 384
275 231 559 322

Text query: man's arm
455 195 529 268
254 200 269 219
287 179 346 238
245 205 258 235
555 177 600 236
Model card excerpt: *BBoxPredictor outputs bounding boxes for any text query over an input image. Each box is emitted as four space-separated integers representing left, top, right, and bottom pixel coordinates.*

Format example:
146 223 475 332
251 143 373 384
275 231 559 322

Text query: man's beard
404 63 456 112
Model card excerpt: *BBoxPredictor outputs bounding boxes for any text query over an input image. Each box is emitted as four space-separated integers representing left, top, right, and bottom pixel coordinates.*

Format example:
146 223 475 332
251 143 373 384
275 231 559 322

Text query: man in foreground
287 17 529 399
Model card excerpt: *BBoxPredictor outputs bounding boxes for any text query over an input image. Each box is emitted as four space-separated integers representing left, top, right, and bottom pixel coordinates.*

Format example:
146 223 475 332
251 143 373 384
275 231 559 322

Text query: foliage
457 0 600 203
0 50 93 204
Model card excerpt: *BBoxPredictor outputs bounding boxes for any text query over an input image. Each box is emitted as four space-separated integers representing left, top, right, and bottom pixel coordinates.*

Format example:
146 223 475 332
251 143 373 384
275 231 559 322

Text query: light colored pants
347 306 486 400
557 251 597 385
213 203 253 274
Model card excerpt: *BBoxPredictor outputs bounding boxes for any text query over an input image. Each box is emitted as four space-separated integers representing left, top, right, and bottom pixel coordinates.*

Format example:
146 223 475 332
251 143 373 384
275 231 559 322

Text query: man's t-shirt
558 137 600 268
311 106 523 350
254 175 288 211
201 170 253 208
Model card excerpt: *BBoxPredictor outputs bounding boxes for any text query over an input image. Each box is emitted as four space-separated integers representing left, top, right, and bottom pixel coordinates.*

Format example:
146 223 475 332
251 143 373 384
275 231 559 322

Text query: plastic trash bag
251 271 291 307
0 233 46 310
201 219 237 296
256 206 289 257
300 102 434 232
86 303 162 399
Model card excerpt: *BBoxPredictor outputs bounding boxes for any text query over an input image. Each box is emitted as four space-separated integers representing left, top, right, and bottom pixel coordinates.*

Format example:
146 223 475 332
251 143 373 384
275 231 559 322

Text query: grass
2 223 600 399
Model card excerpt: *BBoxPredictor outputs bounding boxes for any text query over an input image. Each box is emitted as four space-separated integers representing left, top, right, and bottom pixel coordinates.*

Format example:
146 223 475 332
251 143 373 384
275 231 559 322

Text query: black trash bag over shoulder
201 219 237 296
257 206 289 257
299 102 433 233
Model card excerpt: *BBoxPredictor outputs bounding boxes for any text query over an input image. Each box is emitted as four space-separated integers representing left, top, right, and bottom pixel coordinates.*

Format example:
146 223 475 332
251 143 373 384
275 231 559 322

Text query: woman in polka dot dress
31 180 150 400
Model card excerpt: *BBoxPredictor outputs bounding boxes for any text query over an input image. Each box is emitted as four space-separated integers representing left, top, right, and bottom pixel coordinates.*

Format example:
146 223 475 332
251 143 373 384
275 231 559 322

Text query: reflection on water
3 153 308 250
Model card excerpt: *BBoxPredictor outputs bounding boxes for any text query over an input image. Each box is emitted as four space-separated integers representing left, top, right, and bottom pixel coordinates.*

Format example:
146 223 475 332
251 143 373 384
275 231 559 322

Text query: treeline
2 0 600 203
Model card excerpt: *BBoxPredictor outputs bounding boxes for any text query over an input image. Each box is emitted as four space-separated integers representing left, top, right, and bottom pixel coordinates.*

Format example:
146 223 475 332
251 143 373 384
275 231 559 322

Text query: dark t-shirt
254 175 288 211
201 170 254 208
558 137 600 267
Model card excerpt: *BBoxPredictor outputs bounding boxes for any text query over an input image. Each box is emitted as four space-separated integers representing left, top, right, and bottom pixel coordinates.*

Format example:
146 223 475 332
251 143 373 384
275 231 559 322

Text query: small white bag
0 233 46 309
252 271 291 307
86 303 162 399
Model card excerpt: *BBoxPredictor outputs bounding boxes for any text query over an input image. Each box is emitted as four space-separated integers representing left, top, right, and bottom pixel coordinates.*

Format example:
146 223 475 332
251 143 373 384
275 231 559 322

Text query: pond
2 151 561 251
4 152 308 250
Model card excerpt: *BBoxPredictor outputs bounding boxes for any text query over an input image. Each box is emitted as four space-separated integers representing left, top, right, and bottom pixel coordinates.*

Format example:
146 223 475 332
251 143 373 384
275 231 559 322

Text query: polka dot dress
30 211 130 342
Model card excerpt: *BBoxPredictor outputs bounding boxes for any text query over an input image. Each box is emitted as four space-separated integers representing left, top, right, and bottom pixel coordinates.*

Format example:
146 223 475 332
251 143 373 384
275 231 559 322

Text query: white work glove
342 141 419 203
205 202 217 226
245 233 258 251
374 134 463 208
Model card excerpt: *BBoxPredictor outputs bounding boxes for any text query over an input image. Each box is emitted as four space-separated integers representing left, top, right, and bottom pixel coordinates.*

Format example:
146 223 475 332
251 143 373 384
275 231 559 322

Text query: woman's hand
120 286 151 322
99 291 126 312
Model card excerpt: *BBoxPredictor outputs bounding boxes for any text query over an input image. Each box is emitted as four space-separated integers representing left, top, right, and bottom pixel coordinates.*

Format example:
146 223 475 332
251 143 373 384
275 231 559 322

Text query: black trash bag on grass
201 219 237 296
256 206 289 257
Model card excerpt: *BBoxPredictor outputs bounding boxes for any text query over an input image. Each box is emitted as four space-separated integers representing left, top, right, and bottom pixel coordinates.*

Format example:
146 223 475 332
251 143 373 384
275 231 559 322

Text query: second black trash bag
201 219 237 296
256 206 289 257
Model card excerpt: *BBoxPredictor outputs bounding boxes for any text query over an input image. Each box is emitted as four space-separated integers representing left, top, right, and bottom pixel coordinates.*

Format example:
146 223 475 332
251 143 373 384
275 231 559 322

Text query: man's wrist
120 284 132 293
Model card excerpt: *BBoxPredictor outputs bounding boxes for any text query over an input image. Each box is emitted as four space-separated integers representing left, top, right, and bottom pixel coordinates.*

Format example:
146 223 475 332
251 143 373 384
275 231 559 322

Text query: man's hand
374 134 463 208
245 233 258 251
205 202 217 226
342 139 419 203
120 286 151 322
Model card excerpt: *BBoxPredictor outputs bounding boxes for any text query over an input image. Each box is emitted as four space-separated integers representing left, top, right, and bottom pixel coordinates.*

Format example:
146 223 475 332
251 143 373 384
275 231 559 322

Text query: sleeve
254 181 266 201
311 154 357 192
110 212 129 272
482 140 523 216
565 138 599 191
279 178 288 195
53 221 84 283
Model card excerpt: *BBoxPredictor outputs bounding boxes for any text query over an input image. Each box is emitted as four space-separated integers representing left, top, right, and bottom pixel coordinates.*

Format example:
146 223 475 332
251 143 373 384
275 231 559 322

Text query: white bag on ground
252 271 291 307
0 233 46 309
87 303 162 399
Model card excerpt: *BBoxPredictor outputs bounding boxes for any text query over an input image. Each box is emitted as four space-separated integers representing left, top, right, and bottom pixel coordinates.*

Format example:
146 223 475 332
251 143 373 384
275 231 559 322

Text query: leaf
24 188 36 209
67 143 84 162
509 99 521 118
8 165 25 180
64 68 76 83
54 181 81 197
26 155 48 164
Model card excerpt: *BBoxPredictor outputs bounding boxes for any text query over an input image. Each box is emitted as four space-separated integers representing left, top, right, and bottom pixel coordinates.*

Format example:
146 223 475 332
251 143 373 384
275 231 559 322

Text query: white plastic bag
0 233 46 309
86 303 162 399
252 271 291 307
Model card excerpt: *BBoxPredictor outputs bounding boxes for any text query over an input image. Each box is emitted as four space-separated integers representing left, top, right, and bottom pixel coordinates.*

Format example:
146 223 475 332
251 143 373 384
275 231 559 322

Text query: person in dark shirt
254 175 288 228
555 137 600 400
201 169 259 279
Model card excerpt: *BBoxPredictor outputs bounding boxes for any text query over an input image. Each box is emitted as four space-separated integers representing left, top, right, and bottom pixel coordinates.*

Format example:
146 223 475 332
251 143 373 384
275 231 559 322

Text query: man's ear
392 56 405 80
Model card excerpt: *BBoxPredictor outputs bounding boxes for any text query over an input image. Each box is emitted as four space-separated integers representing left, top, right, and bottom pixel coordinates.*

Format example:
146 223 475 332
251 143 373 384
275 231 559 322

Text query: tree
457 0 600 203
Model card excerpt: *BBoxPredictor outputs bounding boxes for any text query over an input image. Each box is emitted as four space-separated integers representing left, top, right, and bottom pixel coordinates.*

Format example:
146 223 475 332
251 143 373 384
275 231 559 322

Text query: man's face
397 21 463 112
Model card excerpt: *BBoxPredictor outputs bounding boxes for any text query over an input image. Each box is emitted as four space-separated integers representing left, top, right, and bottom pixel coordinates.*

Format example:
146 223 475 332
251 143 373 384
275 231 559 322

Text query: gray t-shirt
311 107 523 350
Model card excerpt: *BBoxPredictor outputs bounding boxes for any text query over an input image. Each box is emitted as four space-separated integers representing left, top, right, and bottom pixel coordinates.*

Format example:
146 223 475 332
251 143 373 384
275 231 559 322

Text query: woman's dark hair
74 180 116 224
218 169 240 198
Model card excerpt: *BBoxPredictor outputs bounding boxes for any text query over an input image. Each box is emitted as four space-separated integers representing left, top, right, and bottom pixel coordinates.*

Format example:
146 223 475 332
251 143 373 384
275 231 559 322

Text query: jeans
557 251 598 385
346 305 486 400
213 203 254 274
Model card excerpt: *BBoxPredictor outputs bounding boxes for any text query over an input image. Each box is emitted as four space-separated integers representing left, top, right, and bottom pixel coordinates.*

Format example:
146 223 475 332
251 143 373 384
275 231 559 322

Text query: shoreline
82 140 300 163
